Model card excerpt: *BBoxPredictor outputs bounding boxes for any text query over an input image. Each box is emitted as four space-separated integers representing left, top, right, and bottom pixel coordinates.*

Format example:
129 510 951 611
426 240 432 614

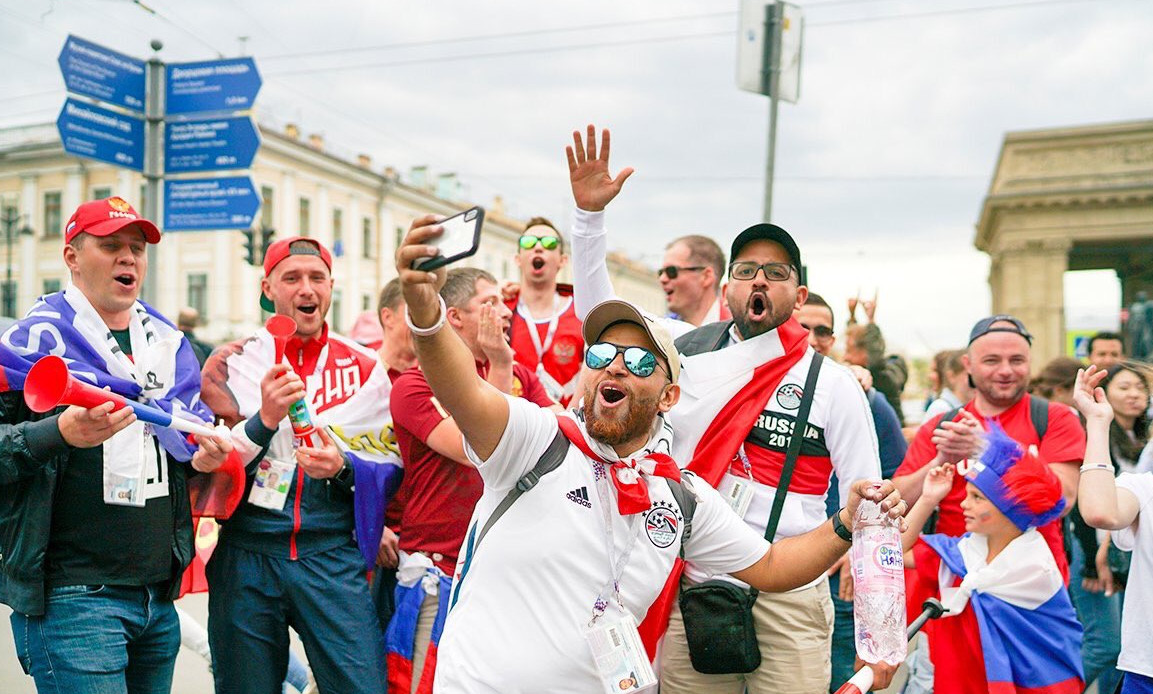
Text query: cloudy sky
2 0 1149 355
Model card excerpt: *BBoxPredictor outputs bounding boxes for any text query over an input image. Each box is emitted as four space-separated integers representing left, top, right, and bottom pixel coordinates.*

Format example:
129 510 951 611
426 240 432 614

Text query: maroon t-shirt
391 362 554 574
896 396 1085 580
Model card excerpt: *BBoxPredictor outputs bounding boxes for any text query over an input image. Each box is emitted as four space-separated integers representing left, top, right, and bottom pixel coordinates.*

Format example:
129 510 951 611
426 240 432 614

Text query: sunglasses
585 342 666 378
657 265 705 280
728 261 794 282
800 323 834 339
519 234 560 251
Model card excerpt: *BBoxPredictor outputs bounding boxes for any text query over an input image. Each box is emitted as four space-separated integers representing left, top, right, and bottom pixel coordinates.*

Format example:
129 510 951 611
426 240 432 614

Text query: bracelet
405 296 448 337
831 508 853 543
1080 462 1113 473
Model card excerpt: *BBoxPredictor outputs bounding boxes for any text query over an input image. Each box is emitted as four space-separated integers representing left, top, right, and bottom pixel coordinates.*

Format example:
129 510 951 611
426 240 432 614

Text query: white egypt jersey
434 396 770 694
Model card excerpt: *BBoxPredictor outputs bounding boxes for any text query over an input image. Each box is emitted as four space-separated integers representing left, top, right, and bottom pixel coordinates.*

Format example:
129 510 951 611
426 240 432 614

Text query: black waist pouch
678 580 761 674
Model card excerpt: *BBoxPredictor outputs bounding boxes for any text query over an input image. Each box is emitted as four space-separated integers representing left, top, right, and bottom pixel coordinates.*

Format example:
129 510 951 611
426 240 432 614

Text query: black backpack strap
1029 395 1049 440
667 472 700 553
674 320 733 357
472 428 569 550
765 352 824 542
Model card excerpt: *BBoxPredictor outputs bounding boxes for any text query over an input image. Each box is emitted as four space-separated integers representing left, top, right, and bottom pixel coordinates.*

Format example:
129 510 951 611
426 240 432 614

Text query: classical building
976 119 1153 364
0 122 665 340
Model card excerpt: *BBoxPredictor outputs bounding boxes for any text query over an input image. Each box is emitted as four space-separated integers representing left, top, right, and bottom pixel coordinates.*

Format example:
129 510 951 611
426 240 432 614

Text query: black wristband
831 509 853 543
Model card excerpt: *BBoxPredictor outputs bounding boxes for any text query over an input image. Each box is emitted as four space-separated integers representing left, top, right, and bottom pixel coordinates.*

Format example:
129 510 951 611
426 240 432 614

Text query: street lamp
2 206 35 318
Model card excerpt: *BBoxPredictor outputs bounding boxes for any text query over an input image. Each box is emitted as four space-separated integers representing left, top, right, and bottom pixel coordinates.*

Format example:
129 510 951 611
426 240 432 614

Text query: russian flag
922 530 1083 694
385 572 452 694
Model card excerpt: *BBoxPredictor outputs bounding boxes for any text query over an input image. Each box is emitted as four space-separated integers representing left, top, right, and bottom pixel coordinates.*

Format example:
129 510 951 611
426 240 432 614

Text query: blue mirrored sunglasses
585 342 663 378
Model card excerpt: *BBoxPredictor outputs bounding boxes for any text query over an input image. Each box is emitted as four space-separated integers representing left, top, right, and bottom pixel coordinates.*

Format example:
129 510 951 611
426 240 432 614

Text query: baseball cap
730 223 802 279
968 314 1032 346
64 197 161 245
582 299 680 383
260 236 333 312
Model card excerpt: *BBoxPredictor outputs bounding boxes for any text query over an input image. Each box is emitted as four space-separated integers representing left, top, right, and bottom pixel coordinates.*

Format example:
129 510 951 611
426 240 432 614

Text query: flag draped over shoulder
201 327 403 569
0 289 211 461
637 318 811 656
922 531 1084 694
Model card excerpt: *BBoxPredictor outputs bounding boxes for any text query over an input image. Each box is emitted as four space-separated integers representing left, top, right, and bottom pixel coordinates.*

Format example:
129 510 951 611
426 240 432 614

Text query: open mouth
748 292 769 319
531 257 545 271
114 274 135 287
598 382 628 406
297 304 318 315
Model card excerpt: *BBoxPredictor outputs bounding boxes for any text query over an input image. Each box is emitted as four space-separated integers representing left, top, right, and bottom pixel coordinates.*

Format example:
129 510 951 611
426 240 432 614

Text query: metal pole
763 1 783 223
142 39 164 305
3 207 13 316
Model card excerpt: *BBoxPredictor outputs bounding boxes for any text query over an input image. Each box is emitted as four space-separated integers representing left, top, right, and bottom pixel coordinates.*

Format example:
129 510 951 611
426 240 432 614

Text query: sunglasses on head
519 234 560 251
585 342 666 378
657 265 705 280
800 323 834 339
728 261 793 282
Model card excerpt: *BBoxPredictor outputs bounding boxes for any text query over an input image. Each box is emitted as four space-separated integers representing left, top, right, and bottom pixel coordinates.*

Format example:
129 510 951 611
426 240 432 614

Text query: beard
729 288 792 340
581 388 661 448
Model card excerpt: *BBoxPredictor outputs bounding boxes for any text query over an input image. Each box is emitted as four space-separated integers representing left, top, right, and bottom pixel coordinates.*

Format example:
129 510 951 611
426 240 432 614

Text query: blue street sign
166 58 262 115
165 116 261 174
57 35 146 112
164 176 261 231
56 98 145 171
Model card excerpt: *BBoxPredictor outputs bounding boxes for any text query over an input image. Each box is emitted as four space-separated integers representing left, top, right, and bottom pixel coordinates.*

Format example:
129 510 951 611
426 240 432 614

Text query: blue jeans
10 583 180 694
1122 672 1153 694
828 574 857 692
1069 538 1123 694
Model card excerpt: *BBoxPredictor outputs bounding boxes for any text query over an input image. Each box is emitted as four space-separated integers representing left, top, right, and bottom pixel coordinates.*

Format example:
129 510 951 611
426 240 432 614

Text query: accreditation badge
248 456 295 510
583 611 657 694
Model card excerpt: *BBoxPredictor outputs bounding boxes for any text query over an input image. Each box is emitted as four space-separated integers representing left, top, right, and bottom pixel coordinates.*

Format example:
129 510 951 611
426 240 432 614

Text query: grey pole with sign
144 40 164 305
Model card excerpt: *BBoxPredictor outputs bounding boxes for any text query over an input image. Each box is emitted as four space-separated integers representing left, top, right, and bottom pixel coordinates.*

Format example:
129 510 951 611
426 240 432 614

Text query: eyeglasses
800 323 834 339
585 342 666 378
519 234 560 251
657 265 706 280
728 261 794 282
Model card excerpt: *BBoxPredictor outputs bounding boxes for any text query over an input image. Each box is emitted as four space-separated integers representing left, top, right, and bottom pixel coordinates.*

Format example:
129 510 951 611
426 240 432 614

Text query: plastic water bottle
850 488 907 665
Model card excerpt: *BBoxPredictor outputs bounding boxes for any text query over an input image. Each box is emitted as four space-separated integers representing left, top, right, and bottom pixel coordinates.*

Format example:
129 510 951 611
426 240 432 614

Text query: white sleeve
1113 472 1153 551
464 394 561 491
570 208 621 321
825 365 884 504
1136 440 1153 474
681 474 772 576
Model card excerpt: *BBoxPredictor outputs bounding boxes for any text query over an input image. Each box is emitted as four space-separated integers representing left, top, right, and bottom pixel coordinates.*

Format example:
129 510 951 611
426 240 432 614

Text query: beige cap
582 299 680 383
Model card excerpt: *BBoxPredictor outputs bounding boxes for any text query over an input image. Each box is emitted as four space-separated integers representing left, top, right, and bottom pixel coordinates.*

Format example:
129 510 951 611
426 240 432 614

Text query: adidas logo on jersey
566 486 591 508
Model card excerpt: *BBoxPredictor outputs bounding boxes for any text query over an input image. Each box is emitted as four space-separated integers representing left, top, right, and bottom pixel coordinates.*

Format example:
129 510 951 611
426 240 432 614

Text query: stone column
991 237 1071 365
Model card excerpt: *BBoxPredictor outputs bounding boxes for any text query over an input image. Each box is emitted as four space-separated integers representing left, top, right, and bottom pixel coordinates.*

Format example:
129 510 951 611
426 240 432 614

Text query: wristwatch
831 508 853 543
332 461 354 488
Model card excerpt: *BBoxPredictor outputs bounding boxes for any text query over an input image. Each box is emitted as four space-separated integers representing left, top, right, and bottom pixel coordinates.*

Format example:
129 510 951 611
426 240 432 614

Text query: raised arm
566 124 633 321
1073 366 1142 530
396 216 510 461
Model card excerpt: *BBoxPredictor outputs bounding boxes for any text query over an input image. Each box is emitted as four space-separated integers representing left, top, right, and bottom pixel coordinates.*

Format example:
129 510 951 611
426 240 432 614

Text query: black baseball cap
968 315 1033 346
730 223 802 279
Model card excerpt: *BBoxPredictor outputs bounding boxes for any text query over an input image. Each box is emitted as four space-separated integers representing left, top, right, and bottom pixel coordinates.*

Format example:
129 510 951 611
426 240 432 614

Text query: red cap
262 236 333 276
64 197 161 245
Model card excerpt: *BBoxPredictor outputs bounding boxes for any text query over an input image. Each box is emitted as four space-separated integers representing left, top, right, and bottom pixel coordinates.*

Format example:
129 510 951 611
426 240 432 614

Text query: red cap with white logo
63 197 161 245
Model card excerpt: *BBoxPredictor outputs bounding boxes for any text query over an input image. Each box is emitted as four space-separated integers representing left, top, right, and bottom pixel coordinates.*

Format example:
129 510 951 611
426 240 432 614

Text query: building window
299 197 311 236
43 192 62 238
92 186 112 200
187 273 208 317
42 278 62 295
332 207 344 256
261 186 274 229
1 281 15 317
331 289 343 333
362 217 373 258
362 293 371 311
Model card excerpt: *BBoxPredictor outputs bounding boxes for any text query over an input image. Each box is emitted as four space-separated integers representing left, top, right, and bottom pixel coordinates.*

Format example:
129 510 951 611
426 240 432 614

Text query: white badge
584 612 657 694
720 473 755 518
248 456 296 510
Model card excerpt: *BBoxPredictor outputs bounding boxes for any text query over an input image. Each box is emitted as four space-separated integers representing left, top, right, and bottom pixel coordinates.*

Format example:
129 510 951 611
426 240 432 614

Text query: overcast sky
2 0 1149 356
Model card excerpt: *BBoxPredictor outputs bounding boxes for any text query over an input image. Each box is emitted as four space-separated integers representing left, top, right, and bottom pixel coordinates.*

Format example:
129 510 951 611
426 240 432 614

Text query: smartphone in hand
412 206 484 271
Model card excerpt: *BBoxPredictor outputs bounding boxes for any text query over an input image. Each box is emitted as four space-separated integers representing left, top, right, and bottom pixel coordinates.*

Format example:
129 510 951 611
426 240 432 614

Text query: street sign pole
143 40 164 305
763 1 783 223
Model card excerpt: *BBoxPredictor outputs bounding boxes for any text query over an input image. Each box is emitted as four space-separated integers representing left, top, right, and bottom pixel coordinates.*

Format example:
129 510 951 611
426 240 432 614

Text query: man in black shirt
0 197 231 693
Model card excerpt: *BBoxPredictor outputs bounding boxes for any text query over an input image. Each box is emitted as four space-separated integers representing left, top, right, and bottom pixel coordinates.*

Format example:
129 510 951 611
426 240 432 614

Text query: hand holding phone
411 206 485 271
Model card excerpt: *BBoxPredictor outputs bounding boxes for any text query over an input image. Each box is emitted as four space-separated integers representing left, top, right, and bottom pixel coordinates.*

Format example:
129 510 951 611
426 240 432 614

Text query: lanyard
736 443 753 479
589 461 641 624
516 294 566 360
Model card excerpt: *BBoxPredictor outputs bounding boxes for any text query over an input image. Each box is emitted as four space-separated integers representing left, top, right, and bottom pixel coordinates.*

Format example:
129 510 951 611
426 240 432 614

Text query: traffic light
242 229 257 266
260 227 276 259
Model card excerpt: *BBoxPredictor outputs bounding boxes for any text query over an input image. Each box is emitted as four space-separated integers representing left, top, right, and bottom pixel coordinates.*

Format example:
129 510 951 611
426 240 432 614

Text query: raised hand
920 463 955 505
566 124 634 212
932 408 983 464
477 302 513 368
395 215 449 329
1072 366 1113 424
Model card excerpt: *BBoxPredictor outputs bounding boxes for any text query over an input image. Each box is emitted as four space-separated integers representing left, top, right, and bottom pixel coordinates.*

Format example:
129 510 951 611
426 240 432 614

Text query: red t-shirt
896 396 1084 580
391 362 554 574
506 286 584 407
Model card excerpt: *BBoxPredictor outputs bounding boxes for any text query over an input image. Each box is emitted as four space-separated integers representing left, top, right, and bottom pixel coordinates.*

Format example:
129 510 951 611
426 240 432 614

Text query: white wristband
405 295 448 337
1080 462 1113 473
